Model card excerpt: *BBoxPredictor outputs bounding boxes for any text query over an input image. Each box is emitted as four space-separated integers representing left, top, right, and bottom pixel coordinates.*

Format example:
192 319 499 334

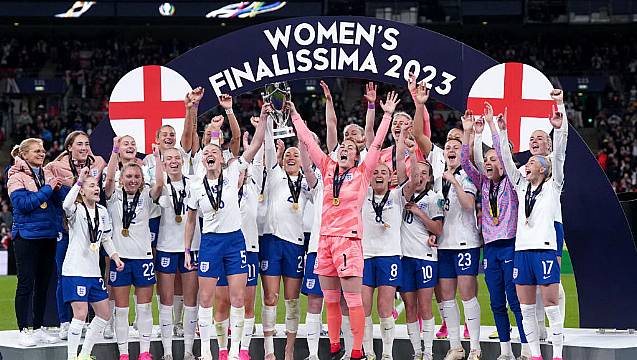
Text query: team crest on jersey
161 257 171 268
306 279 315 289
76 286 87 297
200 261 209 272
513 268 518 279
344 173 353 181
260 260 269 271
90 168 99 177
110 271 117 282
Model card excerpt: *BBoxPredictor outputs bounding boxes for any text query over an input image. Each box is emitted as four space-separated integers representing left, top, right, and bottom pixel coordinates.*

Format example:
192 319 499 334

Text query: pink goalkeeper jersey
291 112 392 239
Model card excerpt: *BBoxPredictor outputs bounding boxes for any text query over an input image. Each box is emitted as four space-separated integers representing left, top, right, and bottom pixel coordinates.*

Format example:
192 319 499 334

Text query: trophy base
273 126 295 139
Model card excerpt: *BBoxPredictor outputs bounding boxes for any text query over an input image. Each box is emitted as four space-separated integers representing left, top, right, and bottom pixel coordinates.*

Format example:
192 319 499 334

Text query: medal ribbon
404 190 428 220
203 173 224 211
332 164 352 203
524 179 546 219
286 172 303 205
489 179 501 222
371 190 391 224
168 176 187 216
122 190 141 231
82 203 100 245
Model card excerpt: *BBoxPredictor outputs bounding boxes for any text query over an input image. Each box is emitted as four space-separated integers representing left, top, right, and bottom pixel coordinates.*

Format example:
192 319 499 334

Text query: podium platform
1 324 636 360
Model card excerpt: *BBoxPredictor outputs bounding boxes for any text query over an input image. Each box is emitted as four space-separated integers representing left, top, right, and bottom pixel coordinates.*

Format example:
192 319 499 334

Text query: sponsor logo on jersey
200 261 210 273
260 260 269 271
161 257 171 268
77 286 87 297
306 278 315 289
110 271 117 282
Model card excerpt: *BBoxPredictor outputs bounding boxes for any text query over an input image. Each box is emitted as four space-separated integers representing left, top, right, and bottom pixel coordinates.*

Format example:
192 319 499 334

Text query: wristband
368 103 375 110
112 146 120 154
225 108 234 115
185 247 191 253
75 181 83 187
211 130 221 138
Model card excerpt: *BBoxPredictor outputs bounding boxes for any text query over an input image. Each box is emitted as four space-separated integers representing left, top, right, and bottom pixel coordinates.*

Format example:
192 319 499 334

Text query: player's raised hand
380 91 401 115
497 107 508 131
407 72 417 94
415 80 430 104
474 114 485 135
363 81 377 104
242 131 250 150
484 101 494 123
461 110 474 132
550 89 564 105
186 87 204 108
218 94 233 110
549 105 564 129
79 167 90 183
319 80 332 102
210 115 224 130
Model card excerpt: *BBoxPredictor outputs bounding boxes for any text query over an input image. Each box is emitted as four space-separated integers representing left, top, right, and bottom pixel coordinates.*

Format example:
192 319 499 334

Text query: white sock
558 282 566 323
380 316 395 357
422 317 435 356
159 304 174 356
173 295 184 326
520 304 541 357
229 306 245 358
198 306 213 357
521 342 532 357
262 305 276 355
132 295 138 328
305 312 322 357
285 299 300 334
67 318 84 359
535 288 545 332
107 300 115 327
342 315 353 355
115 306 130 355
136 303 153 353
80 316 107 356
545 305 564 358
363 316 374 356
183 306 198 354
443 300 461 349
407 321 422 356
241 317 255 351
500 341 513 357
437 301 445 323
462 297 481 350
215 318 229 351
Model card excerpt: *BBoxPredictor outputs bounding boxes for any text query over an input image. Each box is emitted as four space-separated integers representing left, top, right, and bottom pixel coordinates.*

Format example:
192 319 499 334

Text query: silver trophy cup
262 82 295 139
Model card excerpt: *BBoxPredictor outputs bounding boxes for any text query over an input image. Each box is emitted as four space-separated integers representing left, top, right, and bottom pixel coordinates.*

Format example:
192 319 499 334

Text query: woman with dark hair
44 130 106 339
8 138 63 346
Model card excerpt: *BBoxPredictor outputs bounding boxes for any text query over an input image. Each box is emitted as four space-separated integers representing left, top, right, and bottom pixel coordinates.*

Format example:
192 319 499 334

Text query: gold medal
89 242 99 252
175 215 183 223
493 217 499 225
332 197 340 206
258 194 264 202
121 228 129 237
383 222 391 230
40 202 48 209
292 202 299 210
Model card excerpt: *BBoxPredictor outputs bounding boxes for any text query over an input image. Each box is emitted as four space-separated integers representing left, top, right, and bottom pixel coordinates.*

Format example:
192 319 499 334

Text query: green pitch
0 274 579 330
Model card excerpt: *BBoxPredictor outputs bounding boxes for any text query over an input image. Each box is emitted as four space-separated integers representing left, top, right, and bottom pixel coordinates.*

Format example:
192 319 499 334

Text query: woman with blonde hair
8 138 63 346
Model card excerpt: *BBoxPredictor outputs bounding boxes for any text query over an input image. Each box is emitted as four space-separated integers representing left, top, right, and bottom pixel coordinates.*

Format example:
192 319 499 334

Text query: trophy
262 82 295 139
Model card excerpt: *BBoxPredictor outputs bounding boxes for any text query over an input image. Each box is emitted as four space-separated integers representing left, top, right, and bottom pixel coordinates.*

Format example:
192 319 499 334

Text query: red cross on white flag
108 65 192 154
466 62 557 152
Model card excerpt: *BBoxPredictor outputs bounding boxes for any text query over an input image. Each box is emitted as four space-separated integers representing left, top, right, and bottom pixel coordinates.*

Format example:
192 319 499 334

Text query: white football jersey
518 161 563 223
106 187 156 259
187 158 247 234
361 188 405 258
437 169 481 250
240 176 260 253
302 167 322 234
514 180 559 251
157 176 201 252
63 189 114 277
400 189 444 261
264 166 313 245
307 178 324 254
251 163 268 236
428 145 446 193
